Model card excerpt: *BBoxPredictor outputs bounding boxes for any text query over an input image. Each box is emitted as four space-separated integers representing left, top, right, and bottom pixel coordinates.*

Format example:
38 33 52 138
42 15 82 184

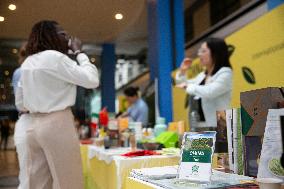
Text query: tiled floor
0 150 19 188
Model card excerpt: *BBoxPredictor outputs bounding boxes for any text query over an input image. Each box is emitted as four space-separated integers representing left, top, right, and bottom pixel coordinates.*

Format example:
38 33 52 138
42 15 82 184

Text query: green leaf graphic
227 44 235 57
242 67 256 84
269 158 284 176
241 105 254 135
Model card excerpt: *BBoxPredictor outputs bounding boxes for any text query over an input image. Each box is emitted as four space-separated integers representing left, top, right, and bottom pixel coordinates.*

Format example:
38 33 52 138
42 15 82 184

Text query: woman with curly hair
15 20 99 189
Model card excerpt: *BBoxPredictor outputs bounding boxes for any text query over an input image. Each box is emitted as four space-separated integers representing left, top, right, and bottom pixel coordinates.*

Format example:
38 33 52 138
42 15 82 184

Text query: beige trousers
14 114 32 189
25 109 83 189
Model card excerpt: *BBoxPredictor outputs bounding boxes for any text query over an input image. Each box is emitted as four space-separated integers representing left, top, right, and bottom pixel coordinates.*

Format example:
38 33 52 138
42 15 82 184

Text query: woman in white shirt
15 20 99 189
176 38 232 128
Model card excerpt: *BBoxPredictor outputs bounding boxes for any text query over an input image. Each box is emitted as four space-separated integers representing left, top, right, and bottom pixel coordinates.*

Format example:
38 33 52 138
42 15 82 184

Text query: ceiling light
90 57 96 63
8 4 16 11
12 48 18 54
115 13 123 20
2 95 6 100
0 16 4 22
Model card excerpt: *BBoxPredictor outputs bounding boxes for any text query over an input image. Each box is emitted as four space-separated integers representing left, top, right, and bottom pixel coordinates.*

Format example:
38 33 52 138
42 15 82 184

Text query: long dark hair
26 20 68 56
18 42 27 64
205 38 232 75
124 86 139 97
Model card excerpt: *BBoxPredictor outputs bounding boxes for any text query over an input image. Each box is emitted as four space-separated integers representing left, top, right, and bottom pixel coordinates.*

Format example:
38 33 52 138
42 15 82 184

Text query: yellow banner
227 4 284 107
172 4 284 126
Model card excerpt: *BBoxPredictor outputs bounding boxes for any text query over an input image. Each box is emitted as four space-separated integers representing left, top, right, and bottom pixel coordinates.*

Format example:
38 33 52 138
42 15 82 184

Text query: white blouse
176 67 233 127
16 50 99 113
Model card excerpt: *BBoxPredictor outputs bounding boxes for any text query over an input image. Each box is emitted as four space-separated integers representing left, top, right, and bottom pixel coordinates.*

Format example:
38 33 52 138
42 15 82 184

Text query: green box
155 131 178 148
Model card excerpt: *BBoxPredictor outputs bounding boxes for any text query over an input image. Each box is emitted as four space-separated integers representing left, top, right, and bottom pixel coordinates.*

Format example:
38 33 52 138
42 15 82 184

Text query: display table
80 145 180 189
126 177 163 189
125 166 259 189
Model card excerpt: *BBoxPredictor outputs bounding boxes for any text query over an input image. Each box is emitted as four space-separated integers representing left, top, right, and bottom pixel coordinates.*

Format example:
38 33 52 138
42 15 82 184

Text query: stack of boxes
240 87 284 176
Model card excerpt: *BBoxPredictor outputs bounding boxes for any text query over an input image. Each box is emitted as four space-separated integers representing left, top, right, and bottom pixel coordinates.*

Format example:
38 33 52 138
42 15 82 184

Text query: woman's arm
185 69 232 99
176 57 203 85
175 70 204 85
56 53 99 89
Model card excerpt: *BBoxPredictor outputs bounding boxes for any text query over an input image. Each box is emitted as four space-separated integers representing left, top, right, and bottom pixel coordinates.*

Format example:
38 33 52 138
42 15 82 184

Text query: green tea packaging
178 131 216 182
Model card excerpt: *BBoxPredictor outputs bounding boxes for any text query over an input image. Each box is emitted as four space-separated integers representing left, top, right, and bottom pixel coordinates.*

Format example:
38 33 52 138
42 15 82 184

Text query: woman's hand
69 37 82 53
176 82 187 89
180 58 192 74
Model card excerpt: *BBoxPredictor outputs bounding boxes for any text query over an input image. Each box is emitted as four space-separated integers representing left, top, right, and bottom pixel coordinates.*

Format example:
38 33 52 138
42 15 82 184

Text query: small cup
257 178 283 189
129 133 136 151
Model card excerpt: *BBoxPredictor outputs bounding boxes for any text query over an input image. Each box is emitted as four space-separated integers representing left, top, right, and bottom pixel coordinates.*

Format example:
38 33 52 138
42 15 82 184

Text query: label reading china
178 131 216 182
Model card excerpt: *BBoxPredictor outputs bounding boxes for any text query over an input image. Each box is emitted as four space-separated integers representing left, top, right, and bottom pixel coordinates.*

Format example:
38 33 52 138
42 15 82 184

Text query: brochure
257 108 284 180
178 131 216 182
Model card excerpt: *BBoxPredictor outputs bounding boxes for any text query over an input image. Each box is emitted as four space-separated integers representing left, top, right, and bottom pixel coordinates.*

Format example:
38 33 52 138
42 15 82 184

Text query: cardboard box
240 87 284 136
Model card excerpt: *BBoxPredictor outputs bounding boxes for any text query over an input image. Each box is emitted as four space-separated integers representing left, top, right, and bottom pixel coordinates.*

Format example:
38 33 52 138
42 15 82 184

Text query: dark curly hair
26 20 69 56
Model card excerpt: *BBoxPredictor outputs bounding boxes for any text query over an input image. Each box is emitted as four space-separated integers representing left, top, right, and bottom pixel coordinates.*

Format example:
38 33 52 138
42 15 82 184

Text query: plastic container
129 132 136 151
154 117 167 137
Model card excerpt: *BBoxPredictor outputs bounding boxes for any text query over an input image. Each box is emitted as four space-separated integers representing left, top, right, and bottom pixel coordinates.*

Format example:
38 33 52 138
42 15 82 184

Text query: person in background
74 117 81 137
12 42 32 189
122 86 149 127
15 20 99 189
12 42 27 95
0 118 10 150
176 38 232 128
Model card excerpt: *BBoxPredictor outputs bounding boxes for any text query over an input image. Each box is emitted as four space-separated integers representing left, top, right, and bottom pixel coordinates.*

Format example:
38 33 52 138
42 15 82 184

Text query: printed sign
178 131 216 182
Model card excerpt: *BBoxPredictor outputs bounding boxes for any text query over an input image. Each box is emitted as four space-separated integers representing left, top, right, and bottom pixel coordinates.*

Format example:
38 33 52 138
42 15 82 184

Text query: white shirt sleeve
15 81 26 111
175 70 204 85
186 70 232 99
175 70 188 84
57 53 99 89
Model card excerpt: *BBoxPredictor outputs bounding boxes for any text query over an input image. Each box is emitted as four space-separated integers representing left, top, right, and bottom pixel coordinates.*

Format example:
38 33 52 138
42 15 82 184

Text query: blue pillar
173 0 185 68
147 0 158 81
157 0 173 123
101 43 116 112
267 0 284 10
147 0 184 123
